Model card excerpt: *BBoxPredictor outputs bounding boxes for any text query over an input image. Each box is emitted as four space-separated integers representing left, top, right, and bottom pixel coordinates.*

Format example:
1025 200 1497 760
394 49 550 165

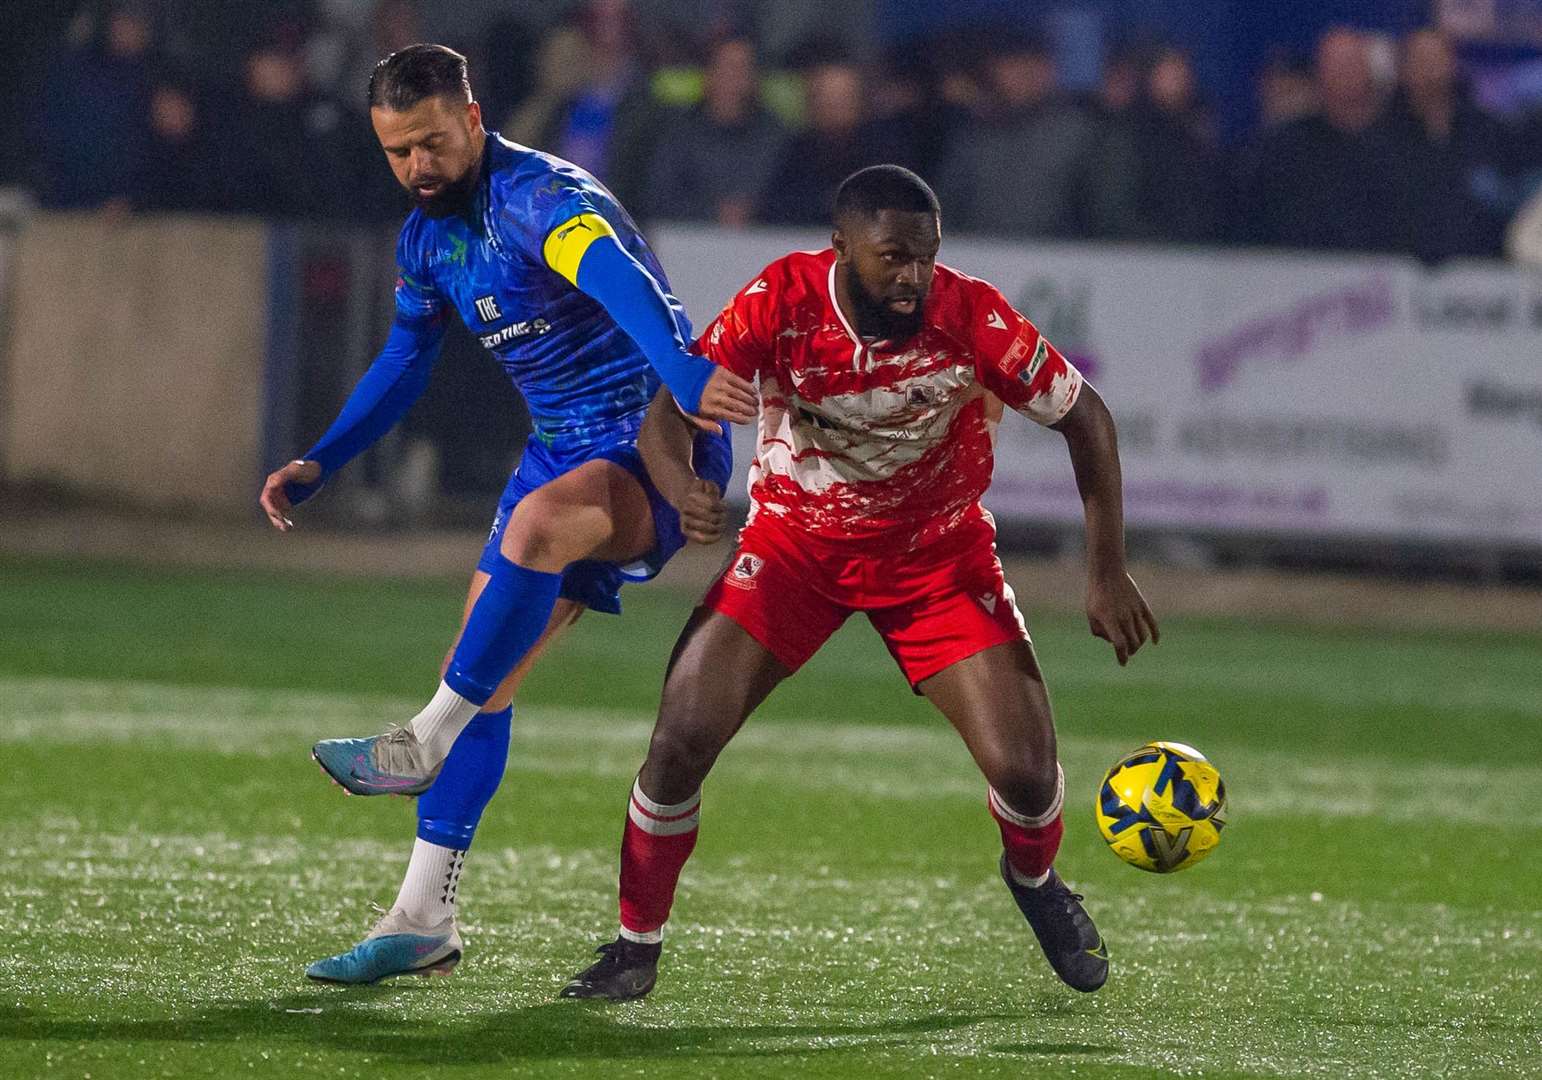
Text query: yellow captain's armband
542 212 616 285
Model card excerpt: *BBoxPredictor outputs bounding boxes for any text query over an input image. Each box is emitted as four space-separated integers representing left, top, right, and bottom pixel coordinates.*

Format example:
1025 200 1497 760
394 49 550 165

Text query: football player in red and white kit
563 165 1159 1001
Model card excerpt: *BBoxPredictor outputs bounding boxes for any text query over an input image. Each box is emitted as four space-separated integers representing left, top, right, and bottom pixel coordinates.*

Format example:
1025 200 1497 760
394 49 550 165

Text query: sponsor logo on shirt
475 295 502 322
746 279 768 295
427 235 468 268
1018 339 1049 385
479 317 551 350
985 309 1008 330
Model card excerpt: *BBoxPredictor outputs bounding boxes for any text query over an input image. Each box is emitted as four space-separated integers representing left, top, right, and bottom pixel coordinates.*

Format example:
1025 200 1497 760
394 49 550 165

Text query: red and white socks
618 779 701 944
990 764 1065 888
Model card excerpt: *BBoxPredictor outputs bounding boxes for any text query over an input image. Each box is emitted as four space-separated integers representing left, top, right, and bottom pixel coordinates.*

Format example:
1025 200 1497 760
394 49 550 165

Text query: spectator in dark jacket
134 74 231 214
1389 28 1513 260
757 40 880 228
34 1 156 210
1129 47 1229 244
642 35 786 226
937 28 1141 240
1241 27 1420 254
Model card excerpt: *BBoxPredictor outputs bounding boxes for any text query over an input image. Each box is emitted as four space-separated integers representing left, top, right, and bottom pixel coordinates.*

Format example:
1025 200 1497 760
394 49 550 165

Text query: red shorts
702 512 1029 690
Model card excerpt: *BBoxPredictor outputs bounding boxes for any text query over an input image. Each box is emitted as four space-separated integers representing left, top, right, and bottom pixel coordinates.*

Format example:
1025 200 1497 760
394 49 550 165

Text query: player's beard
411 161 479 219
848 273 927 344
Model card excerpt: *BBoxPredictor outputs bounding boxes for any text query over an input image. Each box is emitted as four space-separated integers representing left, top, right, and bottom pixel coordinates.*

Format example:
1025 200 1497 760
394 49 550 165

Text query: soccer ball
1095 741 1227 873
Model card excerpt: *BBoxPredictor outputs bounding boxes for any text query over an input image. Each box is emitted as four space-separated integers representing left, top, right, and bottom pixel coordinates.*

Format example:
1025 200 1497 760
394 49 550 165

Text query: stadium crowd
23 0 1542 262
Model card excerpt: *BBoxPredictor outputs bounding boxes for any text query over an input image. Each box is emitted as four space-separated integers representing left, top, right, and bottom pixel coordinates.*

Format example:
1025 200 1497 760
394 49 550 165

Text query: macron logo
977 593 997 614
986 310 1008 331
746 280 768 295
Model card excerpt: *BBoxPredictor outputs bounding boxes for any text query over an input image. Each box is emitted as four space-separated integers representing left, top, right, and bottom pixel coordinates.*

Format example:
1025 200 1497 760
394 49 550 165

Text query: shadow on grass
1 996 1117 1065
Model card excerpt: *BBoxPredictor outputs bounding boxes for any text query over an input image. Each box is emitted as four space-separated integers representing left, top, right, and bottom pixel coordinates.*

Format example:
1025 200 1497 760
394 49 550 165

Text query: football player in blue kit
257 44 753 984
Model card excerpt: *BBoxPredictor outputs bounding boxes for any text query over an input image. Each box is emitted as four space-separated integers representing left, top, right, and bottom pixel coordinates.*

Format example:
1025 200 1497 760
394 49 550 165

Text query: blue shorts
478 426 732 615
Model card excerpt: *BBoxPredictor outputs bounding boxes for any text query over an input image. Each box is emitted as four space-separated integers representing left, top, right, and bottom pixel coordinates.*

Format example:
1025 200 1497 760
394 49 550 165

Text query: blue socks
444 555 562 706
417 706 513 849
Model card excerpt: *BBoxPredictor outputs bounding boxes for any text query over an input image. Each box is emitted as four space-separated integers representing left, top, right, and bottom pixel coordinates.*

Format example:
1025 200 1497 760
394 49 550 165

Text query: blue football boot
312 726 441 797
306 908 462 984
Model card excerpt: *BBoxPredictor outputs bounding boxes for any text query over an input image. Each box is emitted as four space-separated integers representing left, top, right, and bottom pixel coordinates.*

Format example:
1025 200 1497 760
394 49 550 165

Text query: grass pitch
0 556 1538 1079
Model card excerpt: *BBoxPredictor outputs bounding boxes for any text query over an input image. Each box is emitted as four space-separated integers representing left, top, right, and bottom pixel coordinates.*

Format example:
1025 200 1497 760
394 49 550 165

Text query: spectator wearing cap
641 34 787 227
937 27 1141 240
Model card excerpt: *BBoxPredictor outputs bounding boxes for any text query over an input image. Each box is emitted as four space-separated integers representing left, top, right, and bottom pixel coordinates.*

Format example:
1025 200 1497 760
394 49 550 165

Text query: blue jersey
394 134 686 447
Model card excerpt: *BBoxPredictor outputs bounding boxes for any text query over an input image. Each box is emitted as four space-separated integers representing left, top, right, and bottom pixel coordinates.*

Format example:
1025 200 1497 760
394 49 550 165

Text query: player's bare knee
643 725 724 793
986 754 1059 817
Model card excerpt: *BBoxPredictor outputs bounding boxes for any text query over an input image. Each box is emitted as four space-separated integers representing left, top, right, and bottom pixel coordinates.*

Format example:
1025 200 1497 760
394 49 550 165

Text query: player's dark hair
368 43 472 111
833 165 940 224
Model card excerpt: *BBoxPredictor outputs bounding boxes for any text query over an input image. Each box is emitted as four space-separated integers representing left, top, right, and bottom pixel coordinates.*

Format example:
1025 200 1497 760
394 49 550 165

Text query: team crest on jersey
726 552 765 589
475 295 502 322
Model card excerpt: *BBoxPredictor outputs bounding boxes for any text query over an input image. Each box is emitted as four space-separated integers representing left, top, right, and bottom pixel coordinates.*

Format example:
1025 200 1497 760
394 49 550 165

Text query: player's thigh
443 569 586 710
918 639 1058 798
639 607 793 803
500 458 656 569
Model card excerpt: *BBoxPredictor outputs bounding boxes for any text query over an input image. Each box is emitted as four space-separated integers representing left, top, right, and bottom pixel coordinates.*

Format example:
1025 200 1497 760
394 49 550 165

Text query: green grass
0 556 1538 1079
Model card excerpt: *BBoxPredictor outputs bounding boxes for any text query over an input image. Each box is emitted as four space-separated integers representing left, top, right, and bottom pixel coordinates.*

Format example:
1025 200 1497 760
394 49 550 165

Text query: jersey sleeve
693 271 778 380
393 225 446 329
494 170 614 279
966 283 1083 427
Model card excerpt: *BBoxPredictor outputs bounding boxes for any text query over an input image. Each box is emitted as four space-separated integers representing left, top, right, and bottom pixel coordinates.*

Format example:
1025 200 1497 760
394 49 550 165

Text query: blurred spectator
1129 47 1228 244
306 0 422 111
641 35 786 226
504 25 591 145
34 1 156 210
229 43 312 217
860 41 970 181
1389 28 1512 259
229 40 361 220
1097 41 1149 120
479 13 543 129
528 0 664 207
757 39 878 228
938 28 1140 240
1256 49 1319 129
133 74 230 214
1241 28 1419 254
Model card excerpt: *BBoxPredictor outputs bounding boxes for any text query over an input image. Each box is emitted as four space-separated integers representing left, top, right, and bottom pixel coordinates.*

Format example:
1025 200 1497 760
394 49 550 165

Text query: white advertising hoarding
654 226 1542 549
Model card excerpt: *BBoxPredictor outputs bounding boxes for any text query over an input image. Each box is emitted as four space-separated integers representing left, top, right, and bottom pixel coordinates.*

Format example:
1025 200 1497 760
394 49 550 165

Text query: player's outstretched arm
1051 384 1160 666
637 385 726 544
543 215 756 423
255 316 445 530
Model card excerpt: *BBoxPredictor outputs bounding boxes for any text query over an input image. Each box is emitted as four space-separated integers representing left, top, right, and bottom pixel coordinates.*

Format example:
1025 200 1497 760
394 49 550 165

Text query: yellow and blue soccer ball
1095 741 1227 873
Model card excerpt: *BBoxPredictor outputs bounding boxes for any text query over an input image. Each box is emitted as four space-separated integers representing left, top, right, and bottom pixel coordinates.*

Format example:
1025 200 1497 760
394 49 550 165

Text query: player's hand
678 478 727 545
1086 571 1159 666
693 367 758 427
259 459 321 532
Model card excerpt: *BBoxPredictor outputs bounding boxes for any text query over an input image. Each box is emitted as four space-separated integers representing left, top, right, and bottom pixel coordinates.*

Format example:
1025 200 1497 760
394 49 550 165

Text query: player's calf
560 779 699 1001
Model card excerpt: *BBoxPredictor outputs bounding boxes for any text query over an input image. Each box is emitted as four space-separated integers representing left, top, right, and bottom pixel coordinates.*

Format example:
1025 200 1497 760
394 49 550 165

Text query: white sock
408 680 484 766
393 837 465 925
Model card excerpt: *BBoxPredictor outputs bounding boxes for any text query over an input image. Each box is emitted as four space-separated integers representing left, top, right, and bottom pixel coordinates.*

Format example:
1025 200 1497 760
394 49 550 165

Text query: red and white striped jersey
696 248 1083 552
